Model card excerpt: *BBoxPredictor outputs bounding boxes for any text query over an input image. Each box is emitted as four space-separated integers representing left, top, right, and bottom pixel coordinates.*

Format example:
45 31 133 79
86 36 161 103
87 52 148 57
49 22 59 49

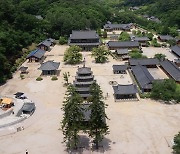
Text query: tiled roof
39 61 60 71
70 30 99 39
26 49 45 59
129 58 159 66
131 65 154 89
160 60 180 82
113 65 127 71
171 45 180 57
108 41 139 48
113 84 138 95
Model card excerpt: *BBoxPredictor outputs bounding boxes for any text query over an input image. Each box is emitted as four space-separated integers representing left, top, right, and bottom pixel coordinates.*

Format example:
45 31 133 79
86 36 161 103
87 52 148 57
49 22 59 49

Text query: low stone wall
0 117 27 129
0 108 13 119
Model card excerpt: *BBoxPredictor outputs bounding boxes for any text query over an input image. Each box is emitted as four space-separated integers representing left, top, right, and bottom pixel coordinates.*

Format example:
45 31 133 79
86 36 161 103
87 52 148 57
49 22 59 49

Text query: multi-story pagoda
74 65 94 99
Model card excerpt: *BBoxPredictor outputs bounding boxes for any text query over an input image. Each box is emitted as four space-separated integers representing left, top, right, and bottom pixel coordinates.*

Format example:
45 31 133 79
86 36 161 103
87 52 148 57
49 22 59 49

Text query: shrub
130 49 147 59
151 38 161 47
36 76 43 81
51 76 58 81
59 36 67 45
140 93 151 99
154 53 166 61
20 74 25 80
102 31 107 38
146 32 154 41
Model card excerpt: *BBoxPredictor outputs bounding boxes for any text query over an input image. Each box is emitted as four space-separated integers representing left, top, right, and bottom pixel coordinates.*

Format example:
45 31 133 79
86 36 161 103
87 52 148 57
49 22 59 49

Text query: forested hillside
0 0 111 83
124 0 180 28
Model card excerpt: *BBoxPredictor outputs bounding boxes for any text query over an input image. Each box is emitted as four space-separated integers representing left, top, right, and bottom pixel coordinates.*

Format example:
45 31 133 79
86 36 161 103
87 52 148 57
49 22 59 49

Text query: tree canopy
64 46 82 64
0 0 111 83
154 53 166 61
88 82 109 149
129 49 147 59
173 132 180 154
91 46 110 63
119 32 131 41
61 84 84 149
150 79 180 102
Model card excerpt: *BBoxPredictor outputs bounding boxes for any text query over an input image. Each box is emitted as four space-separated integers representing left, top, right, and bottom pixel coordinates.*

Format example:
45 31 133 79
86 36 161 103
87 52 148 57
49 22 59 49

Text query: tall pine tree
61 84 84 149
88 82 109 149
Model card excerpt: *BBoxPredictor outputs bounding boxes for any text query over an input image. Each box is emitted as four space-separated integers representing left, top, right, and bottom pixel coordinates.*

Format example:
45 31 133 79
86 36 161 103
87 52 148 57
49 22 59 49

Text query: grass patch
139 93 151 99
20 74 25 80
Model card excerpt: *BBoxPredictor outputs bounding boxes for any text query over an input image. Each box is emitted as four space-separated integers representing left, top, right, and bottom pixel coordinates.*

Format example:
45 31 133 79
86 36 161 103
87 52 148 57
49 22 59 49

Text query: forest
124 0 180 28
0 0 111 83
0 0 179 83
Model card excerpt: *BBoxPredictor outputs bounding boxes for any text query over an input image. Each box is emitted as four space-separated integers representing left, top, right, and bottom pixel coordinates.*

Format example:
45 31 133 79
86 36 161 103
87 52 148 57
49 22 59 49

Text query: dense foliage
91 46 110 63
154 54 166 61
130 49 147 59
0 0 111 84
119 32 131 41
150 79 180 102
88 82 109 149
0 0 48 83
59 36 68 45
61 84 84 149
62 82 109 150
124 0 180 32
64 46 82 64
173 132 180 154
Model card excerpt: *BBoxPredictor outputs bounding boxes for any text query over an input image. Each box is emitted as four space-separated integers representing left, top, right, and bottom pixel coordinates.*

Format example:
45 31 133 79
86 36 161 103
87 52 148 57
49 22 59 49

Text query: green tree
146 32 154 41
132 30 136 35
61 84 84 149
91 46 109 63
161 26 170 35
173 132 180 154
119 31 130 41
136 30 143 37
167 39 176 46
88 82 109 149
64 46 82 64
97 29 102 37
154 53 166 61
151 38 161 47
169 27 178 37
59 36 67 45
130 49 147 59
63 72 70 85
102 31 107 38
150 79 178 101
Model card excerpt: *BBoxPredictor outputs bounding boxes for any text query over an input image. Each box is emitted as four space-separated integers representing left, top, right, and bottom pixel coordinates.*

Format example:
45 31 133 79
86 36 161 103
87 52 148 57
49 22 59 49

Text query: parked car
14 92 27 99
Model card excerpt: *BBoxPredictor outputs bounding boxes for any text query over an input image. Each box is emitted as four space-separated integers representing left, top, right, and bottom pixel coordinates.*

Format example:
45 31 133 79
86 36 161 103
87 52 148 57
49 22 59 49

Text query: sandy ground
142 47 178 61
0 45 179 154
148 67 168 80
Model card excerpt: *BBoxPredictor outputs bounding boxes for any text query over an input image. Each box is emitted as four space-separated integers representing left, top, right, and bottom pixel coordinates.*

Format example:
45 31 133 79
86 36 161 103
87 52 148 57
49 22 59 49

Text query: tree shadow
66 135 90 154
91 137 112 153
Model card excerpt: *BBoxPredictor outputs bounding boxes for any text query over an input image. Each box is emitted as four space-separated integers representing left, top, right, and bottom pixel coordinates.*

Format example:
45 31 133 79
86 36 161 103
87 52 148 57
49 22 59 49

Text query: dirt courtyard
0 45 179 154
142 47 178 61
